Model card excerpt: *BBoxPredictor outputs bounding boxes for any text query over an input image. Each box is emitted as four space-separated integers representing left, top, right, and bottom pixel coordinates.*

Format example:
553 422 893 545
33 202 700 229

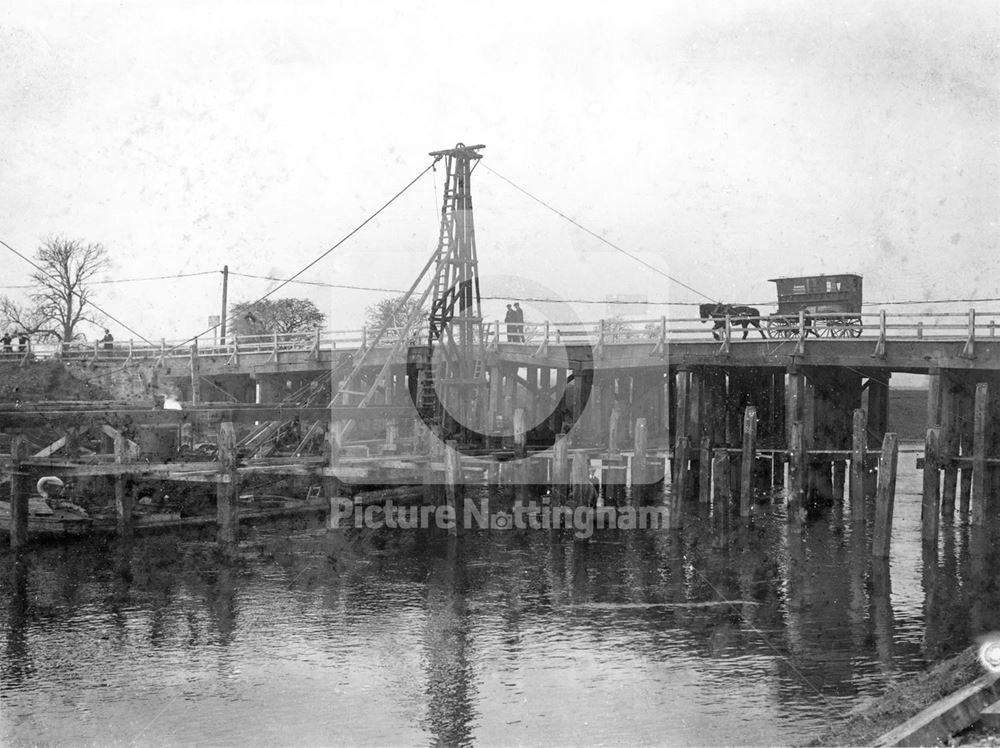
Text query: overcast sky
2 0 998 342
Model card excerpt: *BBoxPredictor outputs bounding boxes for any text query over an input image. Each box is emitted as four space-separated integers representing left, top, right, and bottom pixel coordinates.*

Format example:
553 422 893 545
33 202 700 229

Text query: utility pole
220 264 229 345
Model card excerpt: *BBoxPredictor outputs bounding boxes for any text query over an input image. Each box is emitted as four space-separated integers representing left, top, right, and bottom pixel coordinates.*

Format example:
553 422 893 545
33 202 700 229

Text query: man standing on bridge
512 302 524 342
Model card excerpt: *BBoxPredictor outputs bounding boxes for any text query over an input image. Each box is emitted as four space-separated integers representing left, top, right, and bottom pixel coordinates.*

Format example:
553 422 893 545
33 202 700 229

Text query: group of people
0 329 115 355
504 302 525 342
1 331 29 354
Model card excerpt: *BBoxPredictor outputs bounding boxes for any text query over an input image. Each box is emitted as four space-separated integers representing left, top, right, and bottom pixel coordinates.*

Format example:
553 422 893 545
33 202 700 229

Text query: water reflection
1 479 999 746
423 538 477 747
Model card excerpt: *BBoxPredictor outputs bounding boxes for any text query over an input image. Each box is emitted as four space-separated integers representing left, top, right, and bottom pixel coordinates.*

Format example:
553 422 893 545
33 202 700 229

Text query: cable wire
481 164 717 303
0 269 219 290
170 159 439 352
225 272 1000 309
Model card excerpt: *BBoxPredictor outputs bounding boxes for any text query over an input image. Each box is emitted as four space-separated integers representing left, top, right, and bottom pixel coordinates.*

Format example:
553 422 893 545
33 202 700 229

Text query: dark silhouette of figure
101 328 114 350
16 333 27 353
504 304 515 342
512 302 524 342
1 332 11 353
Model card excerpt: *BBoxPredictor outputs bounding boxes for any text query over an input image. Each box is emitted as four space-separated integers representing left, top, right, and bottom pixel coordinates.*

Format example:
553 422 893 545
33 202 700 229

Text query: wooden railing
7 309 999 364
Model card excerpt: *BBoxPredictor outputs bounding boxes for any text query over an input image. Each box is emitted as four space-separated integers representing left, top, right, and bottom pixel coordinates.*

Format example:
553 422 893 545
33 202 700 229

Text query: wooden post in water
445 440 460 536
9 436 28 549
553 438 569 504
698 436 711 504
850 409 867 521
661 377 672 449
673 436 690 506
489 365 502 432
674 368 690 445
922 428 941 545
740 406 757 517
385 418 399 454
190 340 201 404
940 372 959 517
712 448 730 510
608 402 622 455
602 456 626 506
217 422 239 551
632 418 648 505
872 432 899 558
832 461 846 502
114 433 133 538
571 452 590 507
923 370 943 538
787 421 805 514
959 382 974 515
971 382 989 527
513 407 526 457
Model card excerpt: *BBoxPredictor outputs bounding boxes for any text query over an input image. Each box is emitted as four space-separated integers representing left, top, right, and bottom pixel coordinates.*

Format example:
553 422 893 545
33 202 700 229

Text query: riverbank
811 645 993 746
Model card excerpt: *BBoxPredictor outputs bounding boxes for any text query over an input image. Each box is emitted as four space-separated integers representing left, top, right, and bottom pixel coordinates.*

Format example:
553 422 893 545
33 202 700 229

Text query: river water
2 444 999 746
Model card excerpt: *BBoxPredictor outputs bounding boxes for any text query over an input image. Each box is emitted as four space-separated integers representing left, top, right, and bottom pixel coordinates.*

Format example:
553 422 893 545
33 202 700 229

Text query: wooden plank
872 433 899 558
33 436 67 459
22 460 223 477
0 405 414 426
980 699 1000 729
101 424 140 455
873 671 1000 747
740 406 757 517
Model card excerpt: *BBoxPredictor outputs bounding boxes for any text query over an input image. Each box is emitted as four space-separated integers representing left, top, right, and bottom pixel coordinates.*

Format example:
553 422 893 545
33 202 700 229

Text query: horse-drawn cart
766 273 863 337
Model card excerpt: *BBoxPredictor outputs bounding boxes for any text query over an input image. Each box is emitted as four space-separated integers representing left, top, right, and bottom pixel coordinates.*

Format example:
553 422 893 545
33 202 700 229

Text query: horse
698 303 767 340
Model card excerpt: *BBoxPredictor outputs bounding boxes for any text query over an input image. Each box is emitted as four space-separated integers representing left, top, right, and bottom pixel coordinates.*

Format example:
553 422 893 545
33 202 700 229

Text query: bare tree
0 297 51 338
26 237 110 343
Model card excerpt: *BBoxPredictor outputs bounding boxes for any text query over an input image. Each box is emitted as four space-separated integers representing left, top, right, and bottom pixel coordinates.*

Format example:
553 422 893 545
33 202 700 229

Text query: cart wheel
830 317 863 338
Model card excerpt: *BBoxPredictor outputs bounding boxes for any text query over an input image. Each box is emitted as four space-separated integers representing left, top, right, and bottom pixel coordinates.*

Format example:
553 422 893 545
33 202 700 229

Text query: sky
1 0 998 343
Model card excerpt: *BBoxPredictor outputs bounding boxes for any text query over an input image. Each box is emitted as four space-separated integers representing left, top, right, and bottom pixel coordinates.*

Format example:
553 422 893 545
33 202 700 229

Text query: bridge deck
7 310 999 376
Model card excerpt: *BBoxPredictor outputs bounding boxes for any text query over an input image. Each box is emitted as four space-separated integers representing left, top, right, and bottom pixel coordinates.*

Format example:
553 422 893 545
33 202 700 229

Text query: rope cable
169 159 439 352
481 164 717 303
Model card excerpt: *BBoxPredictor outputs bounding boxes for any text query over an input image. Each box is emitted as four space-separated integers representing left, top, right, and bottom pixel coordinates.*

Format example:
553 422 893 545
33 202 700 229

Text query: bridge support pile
922 370 1000 547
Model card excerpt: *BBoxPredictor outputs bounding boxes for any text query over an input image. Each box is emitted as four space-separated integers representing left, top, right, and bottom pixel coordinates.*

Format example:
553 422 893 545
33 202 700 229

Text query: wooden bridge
13 307 1000 382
